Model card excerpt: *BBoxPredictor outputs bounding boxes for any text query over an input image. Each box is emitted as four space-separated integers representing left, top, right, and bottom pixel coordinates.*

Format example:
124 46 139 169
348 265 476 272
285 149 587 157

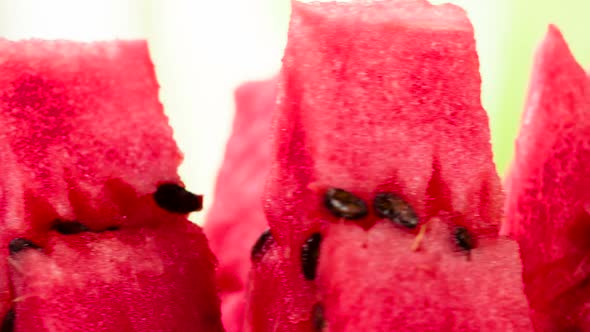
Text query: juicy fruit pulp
0 40 223 331
0 40 182 230
8 216 220 332
204 77 278 332
503 26 590 331
247 0 532 331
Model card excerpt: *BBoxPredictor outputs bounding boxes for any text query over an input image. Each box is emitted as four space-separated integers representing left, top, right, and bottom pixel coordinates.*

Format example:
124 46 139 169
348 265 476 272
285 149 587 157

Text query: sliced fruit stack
0 40 224 331
243 0 532 331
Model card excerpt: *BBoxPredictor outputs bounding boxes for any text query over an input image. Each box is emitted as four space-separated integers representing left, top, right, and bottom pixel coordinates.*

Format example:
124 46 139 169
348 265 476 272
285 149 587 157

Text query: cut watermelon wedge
204 77 278 331
247 1 532 330
0 40 223 332
265 0 502 243
503 25 590 331
0 40 194 231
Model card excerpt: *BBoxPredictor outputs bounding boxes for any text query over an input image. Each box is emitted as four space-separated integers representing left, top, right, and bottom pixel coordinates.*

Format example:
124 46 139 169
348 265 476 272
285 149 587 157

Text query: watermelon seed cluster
8 183 199 253
298 188 424 329
306 187 476 329
324 187 419 230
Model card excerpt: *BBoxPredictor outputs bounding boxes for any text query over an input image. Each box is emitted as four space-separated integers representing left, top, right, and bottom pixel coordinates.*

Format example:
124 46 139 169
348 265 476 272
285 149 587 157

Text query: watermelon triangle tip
532 23 584 80
541 24 570 54
546 23 561 35
545 24 566 44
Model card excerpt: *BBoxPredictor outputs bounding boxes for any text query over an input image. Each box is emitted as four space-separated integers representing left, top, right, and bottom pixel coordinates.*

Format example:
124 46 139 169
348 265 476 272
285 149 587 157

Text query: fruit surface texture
0 40 224 332
503 25 590 331
246 1 532 331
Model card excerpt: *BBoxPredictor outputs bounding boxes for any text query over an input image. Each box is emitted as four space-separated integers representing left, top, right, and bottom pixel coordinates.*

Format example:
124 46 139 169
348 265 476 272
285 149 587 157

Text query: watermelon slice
247 1 532 330
503 25 590 331
0 40 223 331
204 77 278 331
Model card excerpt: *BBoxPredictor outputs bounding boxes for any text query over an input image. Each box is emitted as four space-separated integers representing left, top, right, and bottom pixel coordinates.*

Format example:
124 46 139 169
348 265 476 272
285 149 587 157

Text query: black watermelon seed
453 226 476 251
1 308 14 332
53 221 90 235
301 233 322 280
251 229 274 262
324 188 368 220
105 226 120 232
8 238 40 255
374 192 419 229
311 302 325 331
154 183 203 214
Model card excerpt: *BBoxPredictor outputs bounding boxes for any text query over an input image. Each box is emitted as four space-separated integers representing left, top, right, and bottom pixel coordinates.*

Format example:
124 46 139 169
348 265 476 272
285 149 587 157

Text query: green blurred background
486 0 590 174
0 0 587 223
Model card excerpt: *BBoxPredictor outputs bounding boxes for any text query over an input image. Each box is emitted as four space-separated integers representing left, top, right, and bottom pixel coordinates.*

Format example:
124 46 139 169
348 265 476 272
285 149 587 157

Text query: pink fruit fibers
9 212 223 332
503 25 590 331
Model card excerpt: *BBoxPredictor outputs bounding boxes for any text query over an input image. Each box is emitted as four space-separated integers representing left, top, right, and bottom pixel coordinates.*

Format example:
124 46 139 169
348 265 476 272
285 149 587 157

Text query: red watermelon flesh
249 0 532 330
0 40 223 331
503 25 590 331
320 220 531 331
204 77 278 331
244 231 316 332
264 0 502 244
0 39 184 232
8 211 222 332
